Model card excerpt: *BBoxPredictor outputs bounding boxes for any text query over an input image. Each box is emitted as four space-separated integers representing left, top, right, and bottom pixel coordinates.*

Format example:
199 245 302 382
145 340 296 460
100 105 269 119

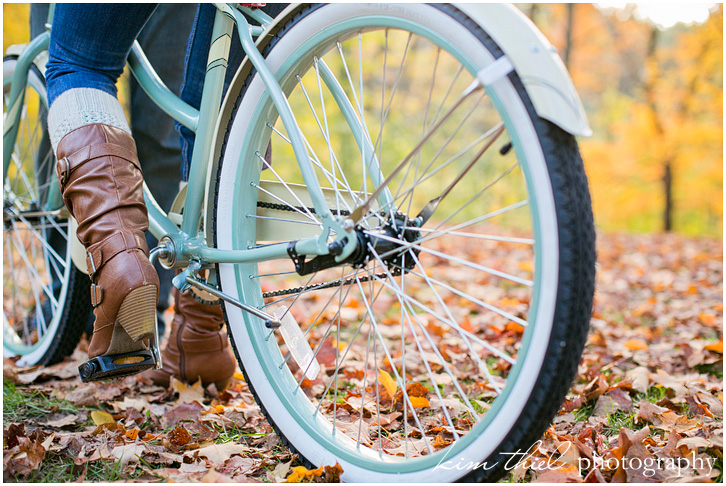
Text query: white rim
215 4 559 481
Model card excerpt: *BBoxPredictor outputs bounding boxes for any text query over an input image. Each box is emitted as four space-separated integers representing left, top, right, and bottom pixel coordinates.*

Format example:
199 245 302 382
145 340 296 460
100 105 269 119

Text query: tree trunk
663 161 673 232
643 26 673 232
563 4 575 69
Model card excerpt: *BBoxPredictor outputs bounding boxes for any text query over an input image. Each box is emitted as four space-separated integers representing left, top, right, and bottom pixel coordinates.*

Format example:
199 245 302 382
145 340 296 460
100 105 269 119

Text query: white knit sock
47 88 131 151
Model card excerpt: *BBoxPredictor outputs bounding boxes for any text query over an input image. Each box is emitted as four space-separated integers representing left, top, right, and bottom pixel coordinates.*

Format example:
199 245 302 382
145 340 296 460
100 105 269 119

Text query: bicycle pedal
78 349 157 382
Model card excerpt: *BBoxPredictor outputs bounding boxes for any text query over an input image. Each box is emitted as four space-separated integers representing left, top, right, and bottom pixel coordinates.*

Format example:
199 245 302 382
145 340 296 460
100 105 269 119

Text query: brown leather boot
56 124 160 380
144 288 235 390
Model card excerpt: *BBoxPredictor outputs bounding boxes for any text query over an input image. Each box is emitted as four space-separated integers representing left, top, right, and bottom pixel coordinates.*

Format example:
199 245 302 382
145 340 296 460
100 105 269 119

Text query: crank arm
184 275 282 329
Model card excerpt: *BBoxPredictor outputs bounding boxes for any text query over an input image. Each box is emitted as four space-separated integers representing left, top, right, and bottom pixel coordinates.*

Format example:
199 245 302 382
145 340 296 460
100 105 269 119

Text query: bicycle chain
256 201 397 299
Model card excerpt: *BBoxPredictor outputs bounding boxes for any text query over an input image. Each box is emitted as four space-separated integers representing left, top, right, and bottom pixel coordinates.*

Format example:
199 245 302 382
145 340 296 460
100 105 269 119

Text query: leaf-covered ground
3 233 722 483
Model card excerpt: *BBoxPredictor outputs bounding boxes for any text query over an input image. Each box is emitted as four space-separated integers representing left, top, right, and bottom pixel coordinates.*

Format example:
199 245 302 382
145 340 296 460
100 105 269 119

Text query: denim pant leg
130 4 197 321
176 4 289 180
45 4 157 105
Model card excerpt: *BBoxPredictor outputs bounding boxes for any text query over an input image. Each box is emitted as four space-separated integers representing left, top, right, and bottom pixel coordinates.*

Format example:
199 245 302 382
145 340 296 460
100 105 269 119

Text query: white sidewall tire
215 4 559 482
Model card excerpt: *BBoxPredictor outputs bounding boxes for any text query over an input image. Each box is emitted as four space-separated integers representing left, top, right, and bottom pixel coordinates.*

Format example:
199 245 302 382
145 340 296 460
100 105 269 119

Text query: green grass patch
3 378 84 424
604 408 637 437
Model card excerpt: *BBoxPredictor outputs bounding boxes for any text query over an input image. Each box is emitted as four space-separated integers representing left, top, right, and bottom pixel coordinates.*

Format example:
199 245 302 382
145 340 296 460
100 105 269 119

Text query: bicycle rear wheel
214 4 595 482
3 56 89 366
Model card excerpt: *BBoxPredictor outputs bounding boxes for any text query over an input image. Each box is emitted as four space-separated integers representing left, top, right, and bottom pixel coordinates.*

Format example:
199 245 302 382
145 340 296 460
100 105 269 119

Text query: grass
3 378 162 483
604 408 637 436
3 378 84 424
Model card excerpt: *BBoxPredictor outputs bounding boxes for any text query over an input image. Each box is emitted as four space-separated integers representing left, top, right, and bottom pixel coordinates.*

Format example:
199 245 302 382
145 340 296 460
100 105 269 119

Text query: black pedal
78 349 157 382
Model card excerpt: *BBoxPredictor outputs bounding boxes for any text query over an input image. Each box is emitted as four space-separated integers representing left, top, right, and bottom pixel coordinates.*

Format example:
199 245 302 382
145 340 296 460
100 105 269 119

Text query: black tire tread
3 57 91 366
213 5 596 482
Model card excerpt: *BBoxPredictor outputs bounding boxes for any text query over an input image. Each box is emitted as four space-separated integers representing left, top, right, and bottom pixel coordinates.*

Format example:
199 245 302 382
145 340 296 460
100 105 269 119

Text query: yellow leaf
284 465 324 483
409 396 430 408
378 368 397 399
91 410 115 426
233 371 246 381
518 260 534 273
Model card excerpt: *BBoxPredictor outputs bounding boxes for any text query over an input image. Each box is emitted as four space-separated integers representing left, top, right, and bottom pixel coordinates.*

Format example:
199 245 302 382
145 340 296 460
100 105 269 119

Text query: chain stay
256 201 397 299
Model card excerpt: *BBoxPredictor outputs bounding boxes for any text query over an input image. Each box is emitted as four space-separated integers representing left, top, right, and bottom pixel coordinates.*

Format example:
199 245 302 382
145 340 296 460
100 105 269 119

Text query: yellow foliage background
3 4 722 236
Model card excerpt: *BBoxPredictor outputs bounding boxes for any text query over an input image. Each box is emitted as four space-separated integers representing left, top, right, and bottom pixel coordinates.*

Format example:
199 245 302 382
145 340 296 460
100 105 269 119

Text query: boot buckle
57 157 70 187
86 251 99 279
90 283 103 307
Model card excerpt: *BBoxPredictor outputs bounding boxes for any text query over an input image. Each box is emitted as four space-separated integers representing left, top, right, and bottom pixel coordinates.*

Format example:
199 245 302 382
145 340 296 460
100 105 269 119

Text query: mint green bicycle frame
3 3 368 285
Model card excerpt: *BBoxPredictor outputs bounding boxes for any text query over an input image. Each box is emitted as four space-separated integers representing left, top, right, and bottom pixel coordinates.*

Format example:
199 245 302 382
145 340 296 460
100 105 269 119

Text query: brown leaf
3 435 47 478
161 401 204 429
63 384 99 407
323 463 344 482
593 388 633 417
584 374 609 401
638 401 669 423
166 424 193 452
532 463 582 483
4 423 26 449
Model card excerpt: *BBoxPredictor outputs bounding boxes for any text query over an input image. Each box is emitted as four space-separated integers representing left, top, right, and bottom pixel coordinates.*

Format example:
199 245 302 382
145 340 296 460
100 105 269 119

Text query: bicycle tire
213 4 595 482
3 56 90 366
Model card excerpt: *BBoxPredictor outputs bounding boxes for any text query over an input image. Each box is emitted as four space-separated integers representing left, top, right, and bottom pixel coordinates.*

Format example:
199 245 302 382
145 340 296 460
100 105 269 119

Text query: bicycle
4 3 596 482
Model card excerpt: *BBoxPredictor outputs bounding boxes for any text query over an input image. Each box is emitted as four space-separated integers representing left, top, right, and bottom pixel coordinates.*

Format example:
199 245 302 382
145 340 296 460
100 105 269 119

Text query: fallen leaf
408 396 430 408
3 436 47 478
111 443 146 467
91 410 115 426
172 377 205 404
704 341 723 353
323 463 344 482
165 424 193 451
625 366 650 394
624 338 648 351
675 436 710 450
378 368 398 400
186 442 250 464
113 396 151 412
161 401 205 429
285 465 324 482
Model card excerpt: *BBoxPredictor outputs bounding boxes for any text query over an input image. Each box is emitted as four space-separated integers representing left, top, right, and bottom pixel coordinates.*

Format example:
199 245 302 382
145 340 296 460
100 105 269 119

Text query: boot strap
57 142 141 189
86 231 149 280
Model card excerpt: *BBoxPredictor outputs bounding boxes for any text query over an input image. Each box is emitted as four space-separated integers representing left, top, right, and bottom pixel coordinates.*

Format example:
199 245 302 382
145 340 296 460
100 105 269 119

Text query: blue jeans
45 3 287 180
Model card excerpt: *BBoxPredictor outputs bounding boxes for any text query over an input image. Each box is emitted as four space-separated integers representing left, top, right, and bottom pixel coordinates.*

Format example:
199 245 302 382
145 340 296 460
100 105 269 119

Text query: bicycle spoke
353 274 434 455
366 245 482 417
252 152 321 225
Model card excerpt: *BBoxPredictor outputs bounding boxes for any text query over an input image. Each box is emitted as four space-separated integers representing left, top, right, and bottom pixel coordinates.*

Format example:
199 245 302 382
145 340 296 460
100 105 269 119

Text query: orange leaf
704 341 723 354
285 465 324 482
699 313 717 326
624 338 648 351
409 396 430 408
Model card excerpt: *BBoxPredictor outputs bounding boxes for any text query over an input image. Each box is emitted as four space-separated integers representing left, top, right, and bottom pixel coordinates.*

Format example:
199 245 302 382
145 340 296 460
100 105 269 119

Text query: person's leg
175 3 289 179
45 4 161 380
145 4 290 388
130 4 197 338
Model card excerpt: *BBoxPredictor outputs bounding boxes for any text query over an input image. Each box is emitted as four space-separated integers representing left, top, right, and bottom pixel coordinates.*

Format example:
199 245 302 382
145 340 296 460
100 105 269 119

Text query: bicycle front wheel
3 56 90 366
214 4 595 482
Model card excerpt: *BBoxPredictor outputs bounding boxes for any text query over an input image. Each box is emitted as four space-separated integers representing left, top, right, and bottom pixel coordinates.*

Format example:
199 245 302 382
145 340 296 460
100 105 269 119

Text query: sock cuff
47 88 131 150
